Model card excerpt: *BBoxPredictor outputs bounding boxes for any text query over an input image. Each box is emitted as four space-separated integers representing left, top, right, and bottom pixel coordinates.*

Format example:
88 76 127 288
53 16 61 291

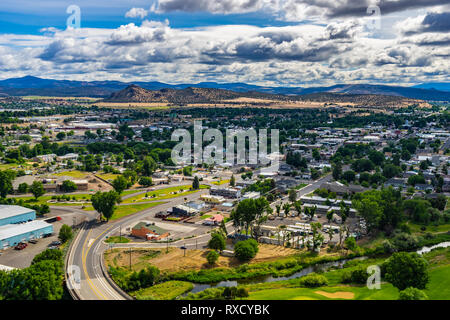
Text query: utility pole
129 248 132 271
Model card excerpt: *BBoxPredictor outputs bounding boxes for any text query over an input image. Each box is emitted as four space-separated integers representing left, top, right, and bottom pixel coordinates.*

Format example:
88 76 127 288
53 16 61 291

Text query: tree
288 188 297 203
18 182 28 194
183 166 193 177
309 222 324 252
382 252 429 291
192 176 200 190
139 177 153 187
0 170 15 198
344 237 357 253
312 148 321 161
326 210 334 223
58 224 73 243
230 175 236 187
206 250 219 266
60 180 77 193
56 132 66 141
112 176 128 194
398 287 429 300
234 239 258 261
208 232 226 251
332 162 342 180
139 156 157 176
342 170 356 183
91 191 121 221
30 181 45 200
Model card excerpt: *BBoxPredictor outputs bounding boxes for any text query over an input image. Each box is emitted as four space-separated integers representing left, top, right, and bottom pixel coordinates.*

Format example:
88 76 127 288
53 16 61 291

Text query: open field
52 170 89 179
106 244 308 272
92 102 170 110
83 201 166 220
121 185 208 204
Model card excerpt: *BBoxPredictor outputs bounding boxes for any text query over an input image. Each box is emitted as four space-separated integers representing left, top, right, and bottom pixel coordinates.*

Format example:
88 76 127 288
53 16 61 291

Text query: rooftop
0 205 35 221
0 220 52 240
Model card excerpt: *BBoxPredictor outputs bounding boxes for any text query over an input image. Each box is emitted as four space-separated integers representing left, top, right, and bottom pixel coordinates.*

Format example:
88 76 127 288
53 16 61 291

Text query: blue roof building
0 205 36 227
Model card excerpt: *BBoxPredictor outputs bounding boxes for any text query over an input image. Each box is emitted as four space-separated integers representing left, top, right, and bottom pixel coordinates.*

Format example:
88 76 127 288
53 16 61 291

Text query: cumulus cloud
125 8 149 19
151 0 449 21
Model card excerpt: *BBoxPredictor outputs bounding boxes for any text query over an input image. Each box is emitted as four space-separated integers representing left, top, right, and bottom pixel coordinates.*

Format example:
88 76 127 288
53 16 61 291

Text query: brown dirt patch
315 291 355 300
104 244 300 272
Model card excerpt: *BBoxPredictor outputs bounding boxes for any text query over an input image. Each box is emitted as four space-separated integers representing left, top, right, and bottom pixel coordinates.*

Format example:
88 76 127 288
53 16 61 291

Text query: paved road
66 188 216 300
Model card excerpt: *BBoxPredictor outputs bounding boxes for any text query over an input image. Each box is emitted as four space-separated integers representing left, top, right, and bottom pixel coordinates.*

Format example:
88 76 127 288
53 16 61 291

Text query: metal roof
0 205 35 221
0 220 52 240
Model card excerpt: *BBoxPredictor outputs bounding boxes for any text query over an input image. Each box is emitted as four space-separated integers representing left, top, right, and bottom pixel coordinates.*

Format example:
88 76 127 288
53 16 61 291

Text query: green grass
132 281 194 300
295 183 308 190
407 222 450 234
200 214 212 220
425 265 450 300
97 172 121 181
106 236 130 244
247 284 398 300
52 170 88 179
212 180 230 186
84 202 166 220
122 185 207 204
13 194 93 206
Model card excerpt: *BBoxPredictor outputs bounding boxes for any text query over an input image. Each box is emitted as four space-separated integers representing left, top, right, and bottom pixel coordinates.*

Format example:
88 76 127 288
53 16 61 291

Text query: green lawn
212 180 230 186
13 194 93 206
106 236 130 244
132 281 194 300
122 185 207 204
97 172 121 181
84 202 166 220
52 170 88 179
247 284 399 300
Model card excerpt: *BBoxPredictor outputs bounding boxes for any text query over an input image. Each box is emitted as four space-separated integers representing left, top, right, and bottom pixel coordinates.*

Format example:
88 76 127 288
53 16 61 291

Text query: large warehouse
0 205 53 249
0 205 36 226
0 220 54 249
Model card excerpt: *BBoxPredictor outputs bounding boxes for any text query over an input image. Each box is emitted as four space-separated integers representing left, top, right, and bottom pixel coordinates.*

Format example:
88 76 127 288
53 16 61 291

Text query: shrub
398 287 428 300
341 266 368 284
299 273 328 288
206 250 219 266
234 240 258 262
58 224 73 243
208 232 226 251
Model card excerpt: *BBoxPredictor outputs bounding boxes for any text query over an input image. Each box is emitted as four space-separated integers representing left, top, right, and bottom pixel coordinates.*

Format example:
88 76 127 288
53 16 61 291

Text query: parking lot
0 210 74 269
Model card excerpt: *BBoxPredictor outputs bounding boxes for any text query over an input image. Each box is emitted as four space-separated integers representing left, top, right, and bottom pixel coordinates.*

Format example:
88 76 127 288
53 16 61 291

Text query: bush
398 287 428 300
234 239 258 262
299 273 328 288
58 224 73 243
208 232 226 251
341 266 368 284
206 250 219 266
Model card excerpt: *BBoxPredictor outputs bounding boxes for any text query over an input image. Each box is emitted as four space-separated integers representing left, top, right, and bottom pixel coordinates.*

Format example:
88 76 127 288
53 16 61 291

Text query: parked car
49 241 62 247
15 242 27 250
29 239 38 244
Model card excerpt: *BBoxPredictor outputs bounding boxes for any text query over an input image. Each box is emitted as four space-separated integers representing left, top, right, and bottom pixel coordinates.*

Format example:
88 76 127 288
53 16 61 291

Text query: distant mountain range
0 76 449 101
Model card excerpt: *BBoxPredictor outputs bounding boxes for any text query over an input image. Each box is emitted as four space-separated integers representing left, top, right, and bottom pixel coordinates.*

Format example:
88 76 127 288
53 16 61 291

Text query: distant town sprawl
0 96 449 301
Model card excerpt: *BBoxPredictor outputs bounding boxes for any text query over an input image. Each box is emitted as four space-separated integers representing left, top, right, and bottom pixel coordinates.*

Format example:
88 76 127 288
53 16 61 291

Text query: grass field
83 201 166 220
52 170 88 179
212 180 230 186
96 172 121 181
132 281 194 300
122 185 207 204
13 194 93 206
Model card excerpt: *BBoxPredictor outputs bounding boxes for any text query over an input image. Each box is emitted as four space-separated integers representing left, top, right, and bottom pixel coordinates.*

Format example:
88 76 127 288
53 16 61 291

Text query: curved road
66 188 217 300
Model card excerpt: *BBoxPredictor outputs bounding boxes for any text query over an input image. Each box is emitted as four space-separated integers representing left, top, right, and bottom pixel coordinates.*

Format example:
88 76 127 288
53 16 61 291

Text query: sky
0 0 449 87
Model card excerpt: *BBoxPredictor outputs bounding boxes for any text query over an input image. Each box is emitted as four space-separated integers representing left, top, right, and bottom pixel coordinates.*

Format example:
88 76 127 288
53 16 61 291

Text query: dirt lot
104 244 300 272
